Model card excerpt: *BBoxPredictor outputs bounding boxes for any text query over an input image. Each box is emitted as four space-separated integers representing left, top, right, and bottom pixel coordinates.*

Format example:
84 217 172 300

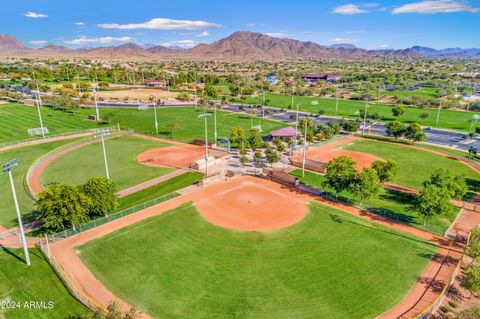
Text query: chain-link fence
48 192 179 241
0 126 118 149
38 239 108 314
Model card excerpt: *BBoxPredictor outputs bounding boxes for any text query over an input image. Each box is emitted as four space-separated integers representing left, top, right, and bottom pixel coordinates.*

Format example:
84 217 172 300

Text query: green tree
455 306 480 319
419 113 429 123
461 264 480 297
425 169 467 200
350 168 382 204
324 156 357 195
203 85 218 100
466 226 480 260
392 106 405 117
81 177 119 217
90 301 141 319
265 148 279 167
385 121 405 140
371 160 399 184
404 123 427 143
414 184 450 225
249 128 263 150
36 184 91 231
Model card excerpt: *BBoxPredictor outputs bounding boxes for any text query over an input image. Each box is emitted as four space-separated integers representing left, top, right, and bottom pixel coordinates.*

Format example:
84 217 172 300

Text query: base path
48 175 460 319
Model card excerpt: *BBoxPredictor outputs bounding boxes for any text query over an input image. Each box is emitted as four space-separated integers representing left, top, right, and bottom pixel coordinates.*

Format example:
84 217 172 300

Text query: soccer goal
27 127 49 136
138 105 149 111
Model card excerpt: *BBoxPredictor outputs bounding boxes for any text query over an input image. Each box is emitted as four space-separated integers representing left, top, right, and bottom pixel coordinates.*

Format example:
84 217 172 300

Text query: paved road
221 104 480 152
85 102 480 152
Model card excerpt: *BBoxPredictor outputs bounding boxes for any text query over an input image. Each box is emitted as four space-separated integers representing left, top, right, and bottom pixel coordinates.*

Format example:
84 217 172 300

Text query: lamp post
93 129 110 179
31 72 46 139
362 102 369 135
198 113 211 175
2 159 30 266
294 103 302 143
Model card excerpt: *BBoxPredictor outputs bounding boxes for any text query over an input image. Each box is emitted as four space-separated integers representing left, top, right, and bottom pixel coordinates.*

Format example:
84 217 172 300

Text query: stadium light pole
92 87 101 122
31 72 46 139
198 113 211 175
301 117 311 178
335 91 339 114
151 95 159 135
362 102 369 135
94 129 110 180
436 96 444 126
194 71 198 110
2 160 30 266
209 100 219 143
294 103 302 143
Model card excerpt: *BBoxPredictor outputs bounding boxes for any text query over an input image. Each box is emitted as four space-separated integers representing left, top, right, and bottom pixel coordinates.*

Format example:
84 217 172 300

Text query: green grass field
1 104 286 145
0 103 100 143
379 88 441 99
340 139 480 193
291 170 457 234
79 202 436 319
118 172 203 210
0 138 84 228
0 248 88 319
237 93 478 132
41 135 174 191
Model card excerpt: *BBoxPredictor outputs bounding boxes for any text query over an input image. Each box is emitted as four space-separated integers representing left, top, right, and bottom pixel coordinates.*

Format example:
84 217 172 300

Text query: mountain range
0 32 479 61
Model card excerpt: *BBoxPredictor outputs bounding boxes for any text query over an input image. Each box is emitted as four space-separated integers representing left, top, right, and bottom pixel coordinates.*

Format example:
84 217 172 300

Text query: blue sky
1 0 479 49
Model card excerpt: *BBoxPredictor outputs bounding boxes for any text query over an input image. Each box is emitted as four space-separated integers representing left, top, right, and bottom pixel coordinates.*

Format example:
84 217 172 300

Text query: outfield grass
0 138 84 228
41 135 174 191
79 202 436 319
0 103 100 143
118 172 203 210
237 93 478 132
379 88 441 99
340 139 480 193
77 106 286 143
291 169 457 234
0 248 88 319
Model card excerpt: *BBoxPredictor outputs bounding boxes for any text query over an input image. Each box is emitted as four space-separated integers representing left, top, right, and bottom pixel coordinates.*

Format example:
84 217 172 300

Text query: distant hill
0 32 478 61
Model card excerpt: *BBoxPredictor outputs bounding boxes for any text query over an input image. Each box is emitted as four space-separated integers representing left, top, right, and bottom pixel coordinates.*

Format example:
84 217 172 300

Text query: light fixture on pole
31 72 46 139
92 87 101 122
151 95 158 135
2 159 30 266
362 102 369 135
209 100 220 143
198 113 211 175
294 103 302 143
194 71 198 110
335 91 339 114
301 116 312 178
93 129 110 179
436 95 444 126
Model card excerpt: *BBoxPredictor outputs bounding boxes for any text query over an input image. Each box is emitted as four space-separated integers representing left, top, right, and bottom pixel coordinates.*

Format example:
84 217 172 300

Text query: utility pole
31 72 46 139
2 160 30 266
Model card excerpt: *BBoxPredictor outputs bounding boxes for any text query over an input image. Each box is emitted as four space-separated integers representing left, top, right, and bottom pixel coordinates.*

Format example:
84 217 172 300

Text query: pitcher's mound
194 179 308 231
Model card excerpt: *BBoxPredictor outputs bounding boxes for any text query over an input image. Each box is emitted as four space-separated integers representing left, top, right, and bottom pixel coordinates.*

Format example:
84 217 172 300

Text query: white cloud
64 36 134 45
263 32 290 37
333 37 359 43
332 4 368 15
162 39 203 49
23 11 48 18
346 30 366 34
246 22 257 26
75 22 85 26
197 31 210 37
98 18 221 30
393 0 480 14
379 44 391 48
29 40 48 45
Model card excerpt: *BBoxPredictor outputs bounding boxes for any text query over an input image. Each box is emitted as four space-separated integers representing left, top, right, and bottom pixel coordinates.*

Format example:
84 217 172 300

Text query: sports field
40 135 174 191
237 93 478 131
78 201 436 319
0 103 99 143
291 170 458 234
379 88 441 99
95 88 179 100
0 248 88 319
0 138 83 228
340 139 480 193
